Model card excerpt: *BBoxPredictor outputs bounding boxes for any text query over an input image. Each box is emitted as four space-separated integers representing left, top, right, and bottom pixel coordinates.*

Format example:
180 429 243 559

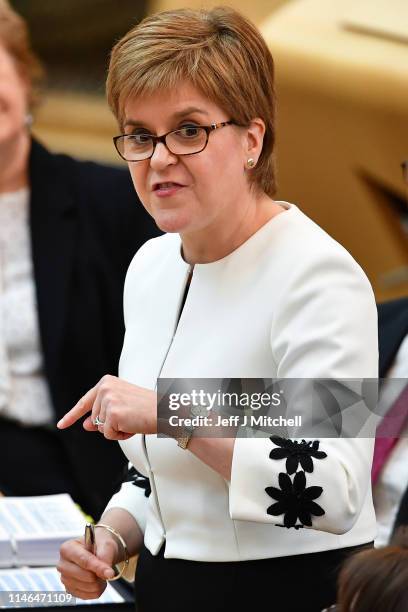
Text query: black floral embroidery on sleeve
269 436 327 474
265 471 325 529
124 466 151 497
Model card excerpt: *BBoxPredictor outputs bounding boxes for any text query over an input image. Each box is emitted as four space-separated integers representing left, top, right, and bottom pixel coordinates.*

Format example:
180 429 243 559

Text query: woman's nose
149 141 178 170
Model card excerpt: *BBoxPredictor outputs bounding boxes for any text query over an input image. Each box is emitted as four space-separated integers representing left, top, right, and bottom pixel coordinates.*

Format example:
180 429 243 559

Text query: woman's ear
244 118 266 165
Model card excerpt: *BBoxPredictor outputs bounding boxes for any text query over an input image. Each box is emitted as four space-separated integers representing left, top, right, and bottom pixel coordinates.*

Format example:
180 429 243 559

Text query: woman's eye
178 125 200 138
126 132 152 145
132 133 152 144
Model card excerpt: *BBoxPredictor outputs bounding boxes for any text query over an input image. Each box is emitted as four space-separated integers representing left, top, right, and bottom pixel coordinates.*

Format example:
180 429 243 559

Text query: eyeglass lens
117 126 208 161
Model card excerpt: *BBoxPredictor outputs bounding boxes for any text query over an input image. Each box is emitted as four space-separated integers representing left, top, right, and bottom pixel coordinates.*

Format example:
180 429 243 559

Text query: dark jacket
378 297 408 377
377 297 408 539
28 138 160 517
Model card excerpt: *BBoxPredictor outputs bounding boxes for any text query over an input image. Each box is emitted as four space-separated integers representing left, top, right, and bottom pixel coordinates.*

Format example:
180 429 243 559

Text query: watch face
190 405 210 418
177 435 190 449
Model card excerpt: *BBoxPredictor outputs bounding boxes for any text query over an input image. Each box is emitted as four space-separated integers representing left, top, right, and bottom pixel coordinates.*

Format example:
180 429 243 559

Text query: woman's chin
153 210 192 234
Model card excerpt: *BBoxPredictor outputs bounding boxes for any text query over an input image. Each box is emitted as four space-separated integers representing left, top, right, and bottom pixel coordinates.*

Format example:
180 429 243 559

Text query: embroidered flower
265 471 325 528
269 436 327 474
125 466 151 497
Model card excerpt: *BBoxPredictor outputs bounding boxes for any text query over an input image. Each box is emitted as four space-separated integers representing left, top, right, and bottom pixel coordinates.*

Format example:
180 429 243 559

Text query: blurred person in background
0 0 159 518
322 293 408 612
57 8 378 611
373 163 408 546
375 295 408 546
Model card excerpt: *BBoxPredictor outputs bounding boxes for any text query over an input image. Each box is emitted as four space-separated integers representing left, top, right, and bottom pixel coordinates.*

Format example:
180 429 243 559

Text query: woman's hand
57 532 118 600
57 375 157 440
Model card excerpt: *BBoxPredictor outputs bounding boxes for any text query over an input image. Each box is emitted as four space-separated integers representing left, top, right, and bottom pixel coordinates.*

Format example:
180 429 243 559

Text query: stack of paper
0 494 86 567
0 567 125 607
0 525 13 569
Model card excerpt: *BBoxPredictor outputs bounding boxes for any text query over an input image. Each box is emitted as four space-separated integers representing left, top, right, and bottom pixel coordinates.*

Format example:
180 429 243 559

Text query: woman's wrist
96 524 129 565
94 528 122 564
99 508 144 558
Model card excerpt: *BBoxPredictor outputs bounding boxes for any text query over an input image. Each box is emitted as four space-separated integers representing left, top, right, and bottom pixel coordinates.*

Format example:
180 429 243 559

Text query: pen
84 522 120 581
84 522 95 554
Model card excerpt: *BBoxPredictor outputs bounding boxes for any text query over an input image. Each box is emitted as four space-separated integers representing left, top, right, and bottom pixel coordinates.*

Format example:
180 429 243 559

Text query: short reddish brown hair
107 7 277 197
337 546 408 611
0 0 44 107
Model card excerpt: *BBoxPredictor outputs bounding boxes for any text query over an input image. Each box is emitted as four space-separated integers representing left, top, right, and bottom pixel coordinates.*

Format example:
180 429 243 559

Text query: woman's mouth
153 182 185 197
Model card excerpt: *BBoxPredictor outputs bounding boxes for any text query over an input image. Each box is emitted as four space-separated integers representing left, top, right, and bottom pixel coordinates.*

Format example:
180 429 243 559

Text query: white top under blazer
105 202 379 561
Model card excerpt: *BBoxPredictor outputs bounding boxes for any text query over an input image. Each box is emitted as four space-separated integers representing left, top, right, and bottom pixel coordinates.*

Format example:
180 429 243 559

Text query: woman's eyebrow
123 107 209 128
123 119 147 129
172 107 209 119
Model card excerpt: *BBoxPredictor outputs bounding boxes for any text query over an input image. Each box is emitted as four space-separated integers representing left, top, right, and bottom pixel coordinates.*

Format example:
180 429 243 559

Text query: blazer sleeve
103 463 151 533
229 248 378 535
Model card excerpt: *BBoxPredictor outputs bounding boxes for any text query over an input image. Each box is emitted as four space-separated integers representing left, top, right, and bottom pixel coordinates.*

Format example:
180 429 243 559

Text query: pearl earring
24 113 33 128
247 158 255 169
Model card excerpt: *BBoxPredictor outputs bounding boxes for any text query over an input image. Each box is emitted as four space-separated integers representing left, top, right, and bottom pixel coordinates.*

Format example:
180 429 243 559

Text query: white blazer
105 202 378 561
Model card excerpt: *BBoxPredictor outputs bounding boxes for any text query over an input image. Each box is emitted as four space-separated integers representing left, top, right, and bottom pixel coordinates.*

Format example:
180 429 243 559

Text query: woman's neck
0 132 30 194
181 193 285 265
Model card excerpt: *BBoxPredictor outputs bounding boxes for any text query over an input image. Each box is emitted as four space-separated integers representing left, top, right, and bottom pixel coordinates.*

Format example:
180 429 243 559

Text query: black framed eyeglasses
113 120 236 162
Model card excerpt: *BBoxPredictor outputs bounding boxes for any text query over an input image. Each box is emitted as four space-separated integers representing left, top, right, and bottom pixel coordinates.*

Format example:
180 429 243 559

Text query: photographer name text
168 414 302 428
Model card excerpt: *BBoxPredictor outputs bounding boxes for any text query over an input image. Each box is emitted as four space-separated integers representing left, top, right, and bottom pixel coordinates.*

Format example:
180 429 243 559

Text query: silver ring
93 415 105 426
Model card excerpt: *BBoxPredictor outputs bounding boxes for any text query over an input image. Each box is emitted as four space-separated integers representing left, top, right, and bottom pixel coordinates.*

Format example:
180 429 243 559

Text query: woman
57 7 378 611
0 0 158 518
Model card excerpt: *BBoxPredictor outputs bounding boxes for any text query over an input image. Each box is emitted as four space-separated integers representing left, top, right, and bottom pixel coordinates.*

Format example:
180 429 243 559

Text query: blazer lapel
29 139 77 382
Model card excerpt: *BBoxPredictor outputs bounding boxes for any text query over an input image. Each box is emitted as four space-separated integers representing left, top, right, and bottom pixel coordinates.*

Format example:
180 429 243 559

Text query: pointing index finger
57 387 97 429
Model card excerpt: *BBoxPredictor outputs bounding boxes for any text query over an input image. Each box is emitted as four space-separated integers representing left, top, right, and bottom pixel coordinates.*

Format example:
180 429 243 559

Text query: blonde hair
0 0 44 108
107 6 276 196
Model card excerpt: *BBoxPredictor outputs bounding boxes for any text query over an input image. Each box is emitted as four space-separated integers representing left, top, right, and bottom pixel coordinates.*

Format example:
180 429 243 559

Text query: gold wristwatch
176 405 209 449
